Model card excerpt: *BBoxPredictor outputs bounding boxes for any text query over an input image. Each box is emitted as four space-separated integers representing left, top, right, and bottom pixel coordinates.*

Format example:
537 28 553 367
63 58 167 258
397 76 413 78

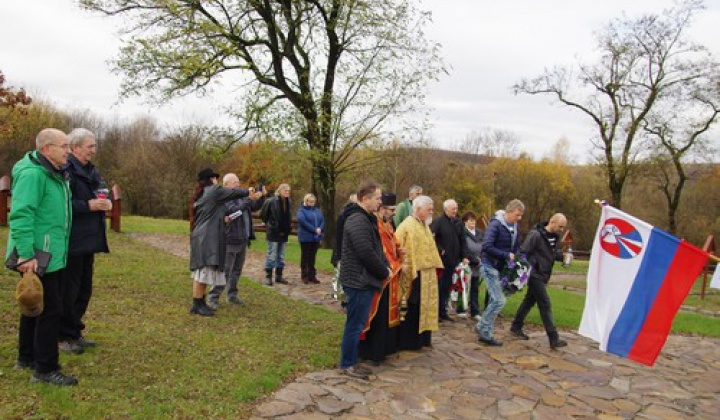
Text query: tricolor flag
579 205 708 366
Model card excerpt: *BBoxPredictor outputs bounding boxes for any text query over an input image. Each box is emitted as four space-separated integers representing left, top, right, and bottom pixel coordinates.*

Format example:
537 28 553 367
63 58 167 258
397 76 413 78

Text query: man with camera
207 174 264 309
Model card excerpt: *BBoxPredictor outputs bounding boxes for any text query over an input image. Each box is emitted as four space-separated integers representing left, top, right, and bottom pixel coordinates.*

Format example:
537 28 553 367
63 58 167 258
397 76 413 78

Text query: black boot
190 298 214 316
202 294 217 311
264 269 273 286
275 267 289 284
549 331 567 349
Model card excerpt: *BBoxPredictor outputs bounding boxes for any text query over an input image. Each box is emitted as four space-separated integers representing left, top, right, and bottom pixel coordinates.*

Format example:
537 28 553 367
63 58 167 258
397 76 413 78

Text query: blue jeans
477 265 506 340
340 287 374 369
264 241 286 270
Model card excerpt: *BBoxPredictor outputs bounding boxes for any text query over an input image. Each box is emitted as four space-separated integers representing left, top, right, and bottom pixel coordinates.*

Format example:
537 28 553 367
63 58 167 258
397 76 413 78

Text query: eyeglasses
49 143 70 150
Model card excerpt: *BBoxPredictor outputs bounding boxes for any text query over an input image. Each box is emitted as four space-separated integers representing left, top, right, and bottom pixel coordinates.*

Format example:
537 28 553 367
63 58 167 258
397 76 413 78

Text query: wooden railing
0 174 123 233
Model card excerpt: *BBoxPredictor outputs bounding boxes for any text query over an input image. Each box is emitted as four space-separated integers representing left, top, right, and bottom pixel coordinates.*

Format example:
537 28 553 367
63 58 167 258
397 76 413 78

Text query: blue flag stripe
606 228 679 357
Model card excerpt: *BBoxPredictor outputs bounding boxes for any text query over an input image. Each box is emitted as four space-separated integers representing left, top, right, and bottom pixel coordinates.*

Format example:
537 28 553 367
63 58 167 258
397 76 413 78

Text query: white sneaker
474 315 482 322
456 312 468 318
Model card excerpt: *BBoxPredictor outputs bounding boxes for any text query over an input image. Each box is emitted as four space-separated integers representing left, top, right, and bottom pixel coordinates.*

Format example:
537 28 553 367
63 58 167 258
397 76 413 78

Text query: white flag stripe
711 263 720 289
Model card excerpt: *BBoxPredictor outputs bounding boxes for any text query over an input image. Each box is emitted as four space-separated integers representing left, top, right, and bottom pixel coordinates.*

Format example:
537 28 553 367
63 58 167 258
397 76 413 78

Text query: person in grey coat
189 168 250 316
461 211 485 320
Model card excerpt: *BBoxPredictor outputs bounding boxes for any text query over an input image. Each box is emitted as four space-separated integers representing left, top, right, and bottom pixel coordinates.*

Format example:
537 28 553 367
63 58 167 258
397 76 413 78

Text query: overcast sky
2 0 718 161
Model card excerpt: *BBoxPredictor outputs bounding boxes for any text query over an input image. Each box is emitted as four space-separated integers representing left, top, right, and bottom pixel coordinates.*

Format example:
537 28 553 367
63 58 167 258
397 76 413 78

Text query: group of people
188 175 327 316
337 184 569 379
7 128 111 386
7 129 569 386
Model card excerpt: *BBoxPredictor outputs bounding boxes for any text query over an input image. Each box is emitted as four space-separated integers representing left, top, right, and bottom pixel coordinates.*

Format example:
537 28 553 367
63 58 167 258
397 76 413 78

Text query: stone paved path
132 233 720 419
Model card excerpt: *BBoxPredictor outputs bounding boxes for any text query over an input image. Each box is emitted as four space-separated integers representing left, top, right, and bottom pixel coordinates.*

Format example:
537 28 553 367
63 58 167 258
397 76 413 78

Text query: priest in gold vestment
394 195 444 350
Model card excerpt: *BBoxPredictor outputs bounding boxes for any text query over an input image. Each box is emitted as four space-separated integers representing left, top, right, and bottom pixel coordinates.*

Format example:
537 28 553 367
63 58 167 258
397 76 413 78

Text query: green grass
120 215 191 235
553 258 589 274
0 225 343 420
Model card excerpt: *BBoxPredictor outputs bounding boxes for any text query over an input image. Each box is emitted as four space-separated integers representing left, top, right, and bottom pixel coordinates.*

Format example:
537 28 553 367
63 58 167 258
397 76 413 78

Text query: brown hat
16 271 43 317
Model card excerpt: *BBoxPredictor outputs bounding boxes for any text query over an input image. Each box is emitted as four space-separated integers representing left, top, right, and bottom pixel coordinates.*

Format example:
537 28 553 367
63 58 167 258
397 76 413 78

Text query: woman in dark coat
462 211 486 320
297 193 325 284
189 168 249 316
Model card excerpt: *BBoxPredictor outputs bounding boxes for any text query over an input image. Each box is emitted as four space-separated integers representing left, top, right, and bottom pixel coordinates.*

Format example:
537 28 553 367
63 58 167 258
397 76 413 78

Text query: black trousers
469 275 480 317
60 254 95 341
398 273 432 350
19 270 63 373
511 276 558 340
299 242 319 279
438 265 455 317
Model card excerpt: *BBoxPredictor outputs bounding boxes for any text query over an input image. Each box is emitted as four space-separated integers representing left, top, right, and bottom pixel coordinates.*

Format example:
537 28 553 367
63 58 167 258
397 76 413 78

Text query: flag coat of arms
579 205 708 366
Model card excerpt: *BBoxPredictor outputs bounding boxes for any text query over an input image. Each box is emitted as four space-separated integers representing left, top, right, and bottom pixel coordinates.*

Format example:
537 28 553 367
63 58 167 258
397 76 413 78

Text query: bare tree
643 78 720 233
458 128 520 158
514 0 715 208
80 0 445 246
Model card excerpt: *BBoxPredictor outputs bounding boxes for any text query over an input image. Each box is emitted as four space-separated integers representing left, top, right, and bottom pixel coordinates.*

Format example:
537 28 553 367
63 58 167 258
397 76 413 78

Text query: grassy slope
0 224 342 419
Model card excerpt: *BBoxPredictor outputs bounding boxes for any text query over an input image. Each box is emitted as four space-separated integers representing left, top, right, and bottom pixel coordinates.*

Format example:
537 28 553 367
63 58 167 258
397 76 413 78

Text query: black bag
5 248 52 277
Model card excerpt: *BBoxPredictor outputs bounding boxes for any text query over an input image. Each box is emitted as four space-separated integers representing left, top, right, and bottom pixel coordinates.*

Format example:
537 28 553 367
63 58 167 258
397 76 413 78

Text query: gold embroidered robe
395 215 444 333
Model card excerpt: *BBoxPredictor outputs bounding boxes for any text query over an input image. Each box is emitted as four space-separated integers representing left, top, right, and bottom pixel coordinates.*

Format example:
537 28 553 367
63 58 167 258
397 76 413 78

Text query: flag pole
594 199 720 263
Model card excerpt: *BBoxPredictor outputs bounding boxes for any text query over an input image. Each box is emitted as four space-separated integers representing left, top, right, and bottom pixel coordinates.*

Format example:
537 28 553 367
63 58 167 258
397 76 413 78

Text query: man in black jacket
338 182 390 379
59 128 111 354
431 199 468 321
510 213 568 349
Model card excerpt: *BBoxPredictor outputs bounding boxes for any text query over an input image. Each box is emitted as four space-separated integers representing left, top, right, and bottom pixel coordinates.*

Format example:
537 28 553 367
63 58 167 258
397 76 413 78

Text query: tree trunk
608 174 623 209
313 162 336 250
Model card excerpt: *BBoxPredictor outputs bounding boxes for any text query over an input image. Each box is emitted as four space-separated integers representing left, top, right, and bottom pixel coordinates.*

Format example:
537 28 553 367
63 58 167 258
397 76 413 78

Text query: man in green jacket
393 185 422 228
7 128 77 386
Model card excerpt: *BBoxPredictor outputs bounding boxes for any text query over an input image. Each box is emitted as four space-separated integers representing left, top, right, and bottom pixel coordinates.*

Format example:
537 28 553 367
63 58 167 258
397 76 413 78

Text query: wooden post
561 230 574 252
0 175 10 227
110 184 122 233
700 235 716 300
561 229 574 266
479 215 489 230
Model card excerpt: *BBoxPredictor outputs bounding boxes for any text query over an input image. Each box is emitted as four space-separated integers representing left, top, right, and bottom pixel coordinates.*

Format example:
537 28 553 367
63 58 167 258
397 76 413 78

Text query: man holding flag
579 203 710 366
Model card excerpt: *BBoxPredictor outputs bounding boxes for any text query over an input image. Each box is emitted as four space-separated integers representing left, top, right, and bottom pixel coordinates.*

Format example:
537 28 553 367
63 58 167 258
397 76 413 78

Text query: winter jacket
481 210 520 270
6 151 72 274
225 196 264 246
190 185 248 271
464 227 483 277
431 213 467 268
66 154 109 256
296 205 325 243
339 210 389 291
260 195 292 243
331 202 362 266
521 222 561 283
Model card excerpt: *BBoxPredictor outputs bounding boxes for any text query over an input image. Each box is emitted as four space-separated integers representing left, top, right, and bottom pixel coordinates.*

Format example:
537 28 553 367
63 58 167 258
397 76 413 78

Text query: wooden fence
0 174 123 233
